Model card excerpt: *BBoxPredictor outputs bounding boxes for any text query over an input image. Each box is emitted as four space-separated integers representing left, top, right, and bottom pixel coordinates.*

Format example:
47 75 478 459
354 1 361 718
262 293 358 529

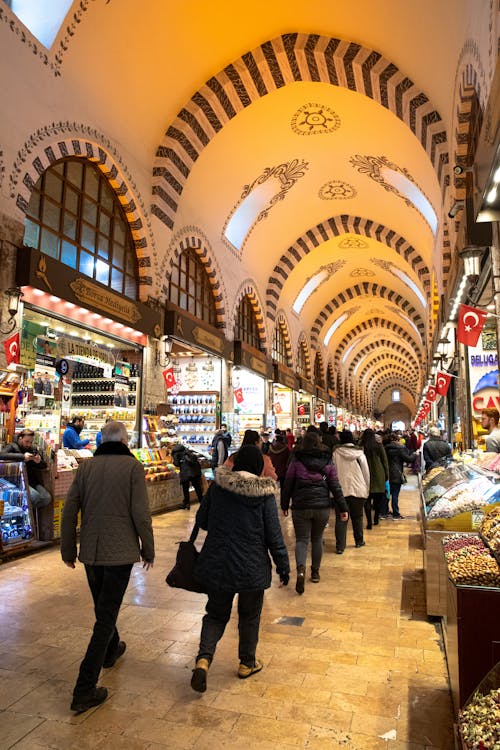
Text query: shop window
168 248 217 326
23 158 139 300
234 295 263 351
272 322 290 367
297 341 310 379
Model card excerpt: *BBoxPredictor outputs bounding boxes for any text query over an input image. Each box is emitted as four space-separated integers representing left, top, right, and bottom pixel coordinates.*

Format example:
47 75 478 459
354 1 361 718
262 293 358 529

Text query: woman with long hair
359 428 389 527
224 429 277 479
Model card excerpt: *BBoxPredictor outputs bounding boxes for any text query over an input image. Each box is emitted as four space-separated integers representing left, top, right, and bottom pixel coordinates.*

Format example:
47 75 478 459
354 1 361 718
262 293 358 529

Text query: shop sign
468 336 499 416
233 341 274 380
165 307 231 359
273 387 291 415
233 368 265 413
16 248 161 336
273 363 299 391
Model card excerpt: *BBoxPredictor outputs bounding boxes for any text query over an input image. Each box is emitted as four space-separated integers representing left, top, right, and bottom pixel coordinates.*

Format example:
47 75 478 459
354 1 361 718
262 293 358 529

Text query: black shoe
71 686 108 714
310 567 320 583
355 541 366 548
336 549 344 555
366 524 372 530
182 504 190 510
295 566 305 595
393 514 405 520
103 641 126 668
374 518 379 525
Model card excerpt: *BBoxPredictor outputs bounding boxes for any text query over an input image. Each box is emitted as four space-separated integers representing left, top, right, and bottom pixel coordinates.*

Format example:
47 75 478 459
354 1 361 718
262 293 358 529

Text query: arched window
168 248 217 326
314 353 324 387
234 295 263 351
23 158 138 299
272 321 290 367
297 341 310 379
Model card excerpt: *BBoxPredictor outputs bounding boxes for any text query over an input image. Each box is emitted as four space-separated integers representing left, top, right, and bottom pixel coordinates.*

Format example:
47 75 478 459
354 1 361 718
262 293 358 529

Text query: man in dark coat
384 433 416 519
172 443 203 509
268 433 290 487
0 429 51 508
191 446 289 693
423 426 452 472
61 421 154 714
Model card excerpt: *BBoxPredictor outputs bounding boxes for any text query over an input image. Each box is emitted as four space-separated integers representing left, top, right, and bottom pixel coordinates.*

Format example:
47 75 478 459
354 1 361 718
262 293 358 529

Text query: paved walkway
0 476 454 749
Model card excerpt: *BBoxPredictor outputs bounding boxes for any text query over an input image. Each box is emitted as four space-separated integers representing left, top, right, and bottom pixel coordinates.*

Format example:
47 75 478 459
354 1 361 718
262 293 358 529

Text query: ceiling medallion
291 104 341 136
350 268 375 277
338 237 368 249
319 180 357 200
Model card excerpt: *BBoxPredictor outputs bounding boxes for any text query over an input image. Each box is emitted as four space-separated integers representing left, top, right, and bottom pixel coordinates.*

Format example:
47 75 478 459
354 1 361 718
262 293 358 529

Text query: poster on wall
166 357 221 394
232 370 265 414
469 331 499 416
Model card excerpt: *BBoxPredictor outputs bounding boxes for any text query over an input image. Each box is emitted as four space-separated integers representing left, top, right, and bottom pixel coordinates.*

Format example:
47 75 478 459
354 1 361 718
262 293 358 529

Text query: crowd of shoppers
57 418 448 711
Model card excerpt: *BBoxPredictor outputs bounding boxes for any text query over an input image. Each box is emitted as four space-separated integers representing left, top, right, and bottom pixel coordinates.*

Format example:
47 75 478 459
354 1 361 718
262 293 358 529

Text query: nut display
480 507 500 554
459 687 500 749
442 534 500 587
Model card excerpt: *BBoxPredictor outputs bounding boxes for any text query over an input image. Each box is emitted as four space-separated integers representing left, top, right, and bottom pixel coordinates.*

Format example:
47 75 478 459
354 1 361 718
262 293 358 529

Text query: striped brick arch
275 312 294 368
349 340 420 373
365 365 419 393
310 282 425 347
334 320 422 368
267 216 430 322
354 350 419 383
376 383 416 405
152 33 448 231
232 280 268 350
298 335 312 380
360 363 419 398
314 351 325 387
13 137 153 291
168 232 227 328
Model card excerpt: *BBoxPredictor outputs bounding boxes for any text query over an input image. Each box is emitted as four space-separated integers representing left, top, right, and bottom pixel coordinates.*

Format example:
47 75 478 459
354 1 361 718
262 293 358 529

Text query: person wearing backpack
172 444 203 510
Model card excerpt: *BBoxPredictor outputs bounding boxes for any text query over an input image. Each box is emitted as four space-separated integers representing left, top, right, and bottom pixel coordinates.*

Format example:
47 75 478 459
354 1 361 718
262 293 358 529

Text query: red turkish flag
4 332 20 365
457 304 488 347
234 387 244 404
426 385 437 403
435 371 452 397
421 400 432 416
273 401 282 414
162 367 176 389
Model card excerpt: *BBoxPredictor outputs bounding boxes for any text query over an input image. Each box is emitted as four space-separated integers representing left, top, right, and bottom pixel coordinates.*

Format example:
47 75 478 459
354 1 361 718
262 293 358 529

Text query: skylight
391 266 427 309
293 270 328 314
4 0 72 48
381 168 438 235
324 313 348 347
225 179 277 250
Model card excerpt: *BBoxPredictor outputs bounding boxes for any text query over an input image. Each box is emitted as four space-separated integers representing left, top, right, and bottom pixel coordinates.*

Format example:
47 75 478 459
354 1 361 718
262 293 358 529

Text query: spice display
480 507 500 554
459 687 500 749
422 466 446 487
428 477 496 519
442 534 500 587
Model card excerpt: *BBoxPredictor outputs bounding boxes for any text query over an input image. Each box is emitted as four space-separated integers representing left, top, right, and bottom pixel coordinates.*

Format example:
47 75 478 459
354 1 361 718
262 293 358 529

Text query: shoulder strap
189 523 200 544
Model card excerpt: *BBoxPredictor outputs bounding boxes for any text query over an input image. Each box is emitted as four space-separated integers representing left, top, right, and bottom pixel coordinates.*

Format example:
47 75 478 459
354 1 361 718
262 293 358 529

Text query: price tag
471 509 484 529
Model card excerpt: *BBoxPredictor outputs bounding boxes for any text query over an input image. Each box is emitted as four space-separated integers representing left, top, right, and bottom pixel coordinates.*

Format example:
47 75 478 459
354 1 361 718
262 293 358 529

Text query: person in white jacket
332 430 370 551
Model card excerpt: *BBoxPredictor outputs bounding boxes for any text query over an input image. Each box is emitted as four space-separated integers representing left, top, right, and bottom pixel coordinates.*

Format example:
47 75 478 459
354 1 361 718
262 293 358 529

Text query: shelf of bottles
167 391 217 450
0 461 33 550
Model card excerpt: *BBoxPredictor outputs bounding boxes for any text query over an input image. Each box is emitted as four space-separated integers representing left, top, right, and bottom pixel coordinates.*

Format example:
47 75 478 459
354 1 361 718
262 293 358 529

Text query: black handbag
165 523 206 593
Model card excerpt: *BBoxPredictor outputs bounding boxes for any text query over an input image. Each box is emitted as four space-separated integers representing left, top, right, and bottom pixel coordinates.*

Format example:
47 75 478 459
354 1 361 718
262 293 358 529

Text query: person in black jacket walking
423 427 452 472
384 433 416 519
281 432 348 593
171 444 203 510
191 446 289 693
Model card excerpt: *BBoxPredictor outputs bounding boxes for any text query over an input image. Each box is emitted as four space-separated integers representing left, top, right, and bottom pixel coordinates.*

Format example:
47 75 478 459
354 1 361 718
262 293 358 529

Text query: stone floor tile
1 710 45 749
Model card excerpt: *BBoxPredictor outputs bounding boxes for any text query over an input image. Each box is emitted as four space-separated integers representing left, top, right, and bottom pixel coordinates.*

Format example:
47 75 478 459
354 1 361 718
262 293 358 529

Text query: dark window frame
234 295 262 351
168 248 217 326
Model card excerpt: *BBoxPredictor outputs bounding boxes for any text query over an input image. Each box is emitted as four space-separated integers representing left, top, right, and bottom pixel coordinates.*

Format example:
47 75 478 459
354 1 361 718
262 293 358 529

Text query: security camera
448 201 464 219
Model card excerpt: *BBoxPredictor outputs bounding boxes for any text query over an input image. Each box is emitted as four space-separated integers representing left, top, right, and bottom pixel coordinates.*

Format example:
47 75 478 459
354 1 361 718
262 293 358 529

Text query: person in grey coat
61 421 154 714
191 445 289 693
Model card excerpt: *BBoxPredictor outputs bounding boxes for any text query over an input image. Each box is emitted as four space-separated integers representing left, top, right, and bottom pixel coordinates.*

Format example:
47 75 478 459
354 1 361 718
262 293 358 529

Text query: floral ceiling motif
319 180 357 200
338 237 368 249
291 103 341 135
350 268 375 277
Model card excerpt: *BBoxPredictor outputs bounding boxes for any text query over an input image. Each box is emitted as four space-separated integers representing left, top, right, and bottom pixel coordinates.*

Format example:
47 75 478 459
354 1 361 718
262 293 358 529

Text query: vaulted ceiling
1 0 495 418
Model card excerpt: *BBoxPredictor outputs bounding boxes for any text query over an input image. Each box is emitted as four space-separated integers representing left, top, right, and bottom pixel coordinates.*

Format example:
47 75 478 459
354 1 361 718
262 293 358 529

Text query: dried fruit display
459 687 500 749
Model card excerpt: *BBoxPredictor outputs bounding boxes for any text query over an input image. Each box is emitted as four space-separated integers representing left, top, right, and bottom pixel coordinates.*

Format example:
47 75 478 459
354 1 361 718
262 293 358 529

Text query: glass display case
0 460 35 555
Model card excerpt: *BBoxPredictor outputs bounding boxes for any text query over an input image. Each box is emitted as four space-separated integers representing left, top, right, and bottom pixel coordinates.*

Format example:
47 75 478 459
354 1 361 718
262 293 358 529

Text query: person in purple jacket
281 431 348 594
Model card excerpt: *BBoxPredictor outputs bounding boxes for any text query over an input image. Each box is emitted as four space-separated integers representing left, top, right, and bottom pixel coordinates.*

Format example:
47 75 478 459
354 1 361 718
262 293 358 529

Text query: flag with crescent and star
457 304 488 347
435 371 452 397
426 385 437 403
3 332 20 366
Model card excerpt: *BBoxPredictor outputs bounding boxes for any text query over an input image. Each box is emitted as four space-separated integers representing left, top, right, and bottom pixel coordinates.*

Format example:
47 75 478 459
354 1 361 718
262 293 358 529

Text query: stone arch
351 343 420 379
334 320 422 368
9 130 156 297
297 332 312 379
326 360 335 391
166 228 227 328
152 33 447 231
231 279 268 351
356 354 418 386
274 311 293 367
310 281 425 346
366 366 419 391
376 383 416 405
314 350 325 387
267 215 430 322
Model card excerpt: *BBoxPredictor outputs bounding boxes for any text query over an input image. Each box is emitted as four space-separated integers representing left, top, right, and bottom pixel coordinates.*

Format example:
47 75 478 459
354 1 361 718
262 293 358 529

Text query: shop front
297 377 316 432
231 341 273 446
0 247 161 555
315 387 329 425
272 364 299 433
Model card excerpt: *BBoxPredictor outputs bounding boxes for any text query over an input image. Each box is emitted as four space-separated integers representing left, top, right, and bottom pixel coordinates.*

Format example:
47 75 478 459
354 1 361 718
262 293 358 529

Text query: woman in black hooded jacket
191 446 289 693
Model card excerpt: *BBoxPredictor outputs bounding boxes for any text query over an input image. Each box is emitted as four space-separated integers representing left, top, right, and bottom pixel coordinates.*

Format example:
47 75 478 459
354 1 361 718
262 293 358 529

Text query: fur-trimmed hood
214 466 278 501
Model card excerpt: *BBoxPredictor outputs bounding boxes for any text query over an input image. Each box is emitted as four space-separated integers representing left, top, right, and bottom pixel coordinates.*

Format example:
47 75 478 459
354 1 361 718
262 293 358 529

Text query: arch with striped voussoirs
376 382 417 406
314 350 325 388
358 354 419 390
231 279 268 352
326 360 335 391
354 345 421 384
165 228 228 329
334 319 423 370
311 281 426 347
9 128 156 296
365 365 419 394
152 32 448 232
359 363 420 405
273 311 294 368
266 215 431 322
297 333 312 380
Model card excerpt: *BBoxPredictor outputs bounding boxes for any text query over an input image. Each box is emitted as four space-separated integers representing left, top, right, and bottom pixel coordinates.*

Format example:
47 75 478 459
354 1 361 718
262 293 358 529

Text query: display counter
0 460 41 558
441 531 500 714
420 461 500 616
455 660 500 749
